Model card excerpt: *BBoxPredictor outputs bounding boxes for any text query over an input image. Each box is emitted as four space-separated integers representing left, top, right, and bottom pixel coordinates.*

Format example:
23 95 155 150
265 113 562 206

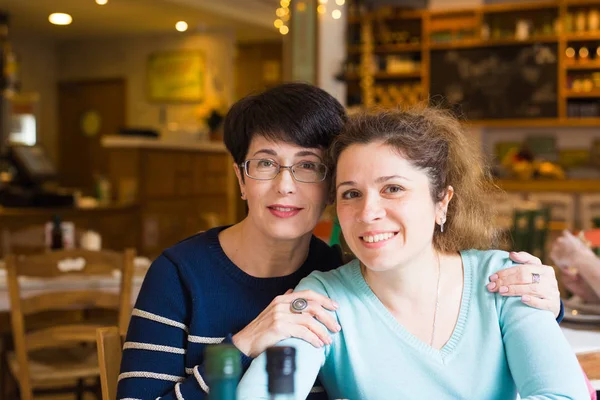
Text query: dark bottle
266 346 296 400
205 344 241 400
50 215 63 250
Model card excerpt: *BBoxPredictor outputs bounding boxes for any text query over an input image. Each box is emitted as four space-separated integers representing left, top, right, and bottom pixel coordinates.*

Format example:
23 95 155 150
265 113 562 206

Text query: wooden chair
5 248 135 400
96 327 123 400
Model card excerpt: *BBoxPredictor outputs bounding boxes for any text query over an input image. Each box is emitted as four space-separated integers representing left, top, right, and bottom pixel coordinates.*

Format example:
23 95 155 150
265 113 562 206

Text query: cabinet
104 137 238 258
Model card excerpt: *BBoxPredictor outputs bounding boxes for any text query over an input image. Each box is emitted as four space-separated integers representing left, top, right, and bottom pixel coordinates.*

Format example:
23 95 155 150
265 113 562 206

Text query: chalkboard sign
429 44 558 120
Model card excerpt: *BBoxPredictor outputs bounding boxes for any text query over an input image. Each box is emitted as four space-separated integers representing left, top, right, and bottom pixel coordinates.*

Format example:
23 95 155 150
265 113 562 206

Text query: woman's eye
258 160 274 167
384 185 403 194
298 162 317 170
340 190 360 200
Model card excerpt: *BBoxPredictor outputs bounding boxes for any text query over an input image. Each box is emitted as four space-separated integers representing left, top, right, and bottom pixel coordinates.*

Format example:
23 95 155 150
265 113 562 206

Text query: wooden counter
0 204 139 258
495 179 600 193
102 136 239 258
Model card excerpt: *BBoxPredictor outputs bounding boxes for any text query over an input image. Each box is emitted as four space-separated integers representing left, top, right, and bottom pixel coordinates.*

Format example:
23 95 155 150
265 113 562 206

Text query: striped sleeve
117 254 211 400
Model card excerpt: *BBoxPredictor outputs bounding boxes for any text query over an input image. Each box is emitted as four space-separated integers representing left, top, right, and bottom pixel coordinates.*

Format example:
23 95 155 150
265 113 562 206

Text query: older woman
238 108 587 399
118 85 561 400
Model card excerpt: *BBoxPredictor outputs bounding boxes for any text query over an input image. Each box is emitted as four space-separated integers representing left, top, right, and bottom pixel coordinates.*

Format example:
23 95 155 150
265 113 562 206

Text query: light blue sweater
237 250 588 400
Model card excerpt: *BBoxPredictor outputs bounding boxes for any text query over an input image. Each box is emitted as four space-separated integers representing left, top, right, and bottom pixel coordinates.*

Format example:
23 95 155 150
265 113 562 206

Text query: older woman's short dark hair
223 83 347 165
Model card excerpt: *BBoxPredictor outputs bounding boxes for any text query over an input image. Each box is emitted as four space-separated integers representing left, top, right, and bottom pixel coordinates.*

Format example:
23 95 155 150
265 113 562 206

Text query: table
561 324 600 392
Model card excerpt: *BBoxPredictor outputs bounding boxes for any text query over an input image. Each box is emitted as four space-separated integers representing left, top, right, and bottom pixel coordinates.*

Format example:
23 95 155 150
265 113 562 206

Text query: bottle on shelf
266 346 296 400
205 344 241 400
50 215 64 250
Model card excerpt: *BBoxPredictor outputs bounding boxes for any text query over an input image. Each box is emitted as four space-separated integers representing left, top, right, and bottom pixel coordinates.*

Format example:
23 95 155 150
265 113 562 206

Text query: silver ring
290 298 308 314
531 273 541 284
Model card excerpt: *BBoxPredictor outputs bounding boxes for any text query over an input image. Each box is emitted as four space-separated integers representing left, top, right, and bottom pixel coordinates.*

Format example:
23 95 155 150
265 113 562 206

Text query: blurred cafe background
0 0 599 398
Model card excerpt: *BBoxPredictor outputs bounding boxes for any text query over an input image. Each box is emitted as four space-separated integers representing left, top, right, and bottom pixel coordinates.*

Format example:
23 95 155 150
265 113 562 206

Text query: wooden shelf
373 43 422 53
430 36 558 50
565 0 600 6
482 0 559 13
495 179 600 193
466 118 600 127
374 71 421 79
564 32 600 42
348 45 362 54
565 90 600 98
566 63 600 70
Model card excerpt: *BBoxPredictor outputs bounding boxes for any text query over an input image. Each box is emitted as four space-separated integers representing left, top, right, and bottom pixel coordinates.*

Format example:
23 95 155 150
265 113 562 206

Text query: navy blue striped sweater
117 225 342 399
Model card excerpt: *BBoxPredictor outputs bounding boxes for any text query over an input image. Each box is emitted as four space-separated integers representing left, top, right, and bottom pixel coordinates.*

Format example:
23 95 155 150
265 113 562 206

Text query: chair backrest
580 194 600 231
528 192 575 231
2 225 47 258
96 326 123 400
5 248 135 397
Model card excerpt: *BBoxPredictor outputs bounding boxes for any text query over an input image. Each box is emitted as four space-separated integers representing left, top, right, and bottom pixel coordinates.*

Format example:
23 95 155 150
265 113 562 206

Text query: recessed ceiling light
49 13 72 26
175 21 188 32
96 0 108 5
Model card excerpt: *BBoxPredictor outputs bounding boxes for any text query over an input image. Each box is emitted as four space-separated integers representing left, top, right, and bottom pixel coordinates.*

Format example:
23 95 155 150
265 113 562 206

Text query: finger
509 251 542 265
497 282 556 299
520 295 554 313
286 324 325 348
297 314 333 345
279 290 339 310
492 265 556 288
285 289 293 295
307 303 342 333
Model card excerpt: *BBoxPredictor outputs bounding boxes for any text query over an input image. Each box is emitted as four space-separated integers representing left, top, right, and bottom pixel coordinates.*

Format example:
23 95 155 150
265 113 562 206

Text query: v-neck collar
348 250 474 363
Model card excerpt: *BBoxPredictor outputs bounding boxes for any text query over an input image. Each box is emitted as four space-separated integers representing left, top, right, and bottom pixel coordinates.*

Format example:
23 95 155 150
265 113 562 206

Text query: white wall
57 32 236 136
12 36 58 162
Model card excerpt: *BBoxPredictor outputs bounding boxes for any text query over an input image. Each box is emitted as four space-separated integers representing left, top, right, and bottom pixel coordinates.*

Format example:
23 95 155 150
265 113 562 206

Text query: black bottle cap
266 346 295 394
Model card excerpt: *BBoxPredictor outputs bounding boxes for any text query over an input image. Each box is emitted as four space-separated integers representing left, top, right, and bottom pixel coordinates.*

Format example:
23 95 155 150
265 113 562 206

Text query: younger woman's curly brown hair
328 106 501 253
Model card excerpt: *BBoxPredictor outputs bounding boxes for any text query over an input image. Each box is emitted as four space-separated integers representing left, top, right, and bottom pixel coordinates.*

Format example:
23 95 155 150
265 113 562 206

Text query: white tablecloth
0 259 148 311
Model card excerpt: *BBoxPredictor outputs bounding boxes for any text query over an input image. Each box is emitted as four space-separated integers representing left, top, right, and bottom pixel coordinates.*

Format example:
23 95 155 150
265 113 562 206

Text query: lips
267 204 303 218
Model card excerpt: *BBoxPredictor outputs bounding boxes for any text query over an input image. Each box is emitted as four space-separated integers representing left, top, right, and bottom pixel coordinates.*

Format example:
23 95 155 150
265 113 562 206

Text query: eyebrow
252 149 323 160
336 175 409 190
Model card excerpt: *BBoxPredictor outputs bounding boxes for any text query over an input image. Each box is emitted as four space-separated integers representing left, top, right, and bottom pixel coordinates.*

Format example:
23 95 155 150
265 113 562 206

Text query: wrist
232 332 252 357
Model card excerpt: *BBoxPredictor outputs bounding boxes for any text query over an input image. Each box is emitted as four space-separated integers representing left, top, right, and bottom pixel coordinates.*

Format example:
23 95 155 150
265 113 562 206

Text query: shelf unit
343 0 600 124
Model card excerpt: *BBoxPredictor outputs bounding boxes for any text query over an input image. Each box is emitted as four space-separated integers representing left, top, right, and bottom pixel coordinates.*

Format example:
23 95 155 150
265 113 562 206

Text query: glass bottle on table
266 346 296 400
205 344 241 400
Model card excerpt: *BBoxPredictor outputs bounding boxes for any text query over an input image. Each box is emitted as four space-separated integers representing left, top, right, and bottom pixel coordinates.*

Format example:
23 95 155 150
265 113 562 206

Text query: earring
241 193 246 200
440 213 446 233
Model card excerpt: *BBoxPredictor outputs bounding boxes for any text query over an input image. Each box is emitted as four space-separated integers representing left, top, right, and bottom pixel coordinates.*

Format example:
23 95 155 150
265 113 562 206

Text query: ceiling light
96 0 108 5
335 0 345 5
175 21 188 32
279 25 289 35
332 9 342 19
49 13 72 26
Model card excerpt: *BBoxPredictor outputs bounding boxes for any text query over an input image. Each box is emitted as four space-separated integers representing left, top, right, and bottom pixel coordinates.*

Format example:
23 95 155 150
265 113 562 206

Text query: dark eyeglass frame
239 158 328 183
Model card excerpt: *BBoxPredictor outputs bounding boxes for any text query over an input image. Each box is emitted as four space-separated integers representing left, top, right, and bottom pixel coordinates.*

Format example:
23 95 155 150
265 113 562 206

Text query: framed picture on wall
147 51 206 103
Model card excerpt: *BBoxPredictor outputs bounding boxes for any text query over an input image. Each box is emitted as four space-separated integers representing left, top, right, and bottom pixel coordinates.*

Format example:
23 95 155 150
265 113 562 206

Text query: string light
332 9 341 19
335 0 345 4
175 21 188 32
274 0 290 36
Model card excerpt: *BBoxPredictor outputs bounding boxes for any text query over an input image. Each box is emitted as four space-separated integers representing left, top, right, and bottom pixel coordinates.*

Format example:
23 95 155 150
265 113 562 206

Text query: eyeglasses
240 158 328 183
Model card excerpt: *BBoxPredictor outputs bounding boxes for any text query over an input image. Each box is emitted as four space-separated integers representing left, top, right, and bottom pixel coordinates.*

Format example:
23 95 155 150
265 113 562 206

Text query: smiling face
234 135 329 241
336 141 449 271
